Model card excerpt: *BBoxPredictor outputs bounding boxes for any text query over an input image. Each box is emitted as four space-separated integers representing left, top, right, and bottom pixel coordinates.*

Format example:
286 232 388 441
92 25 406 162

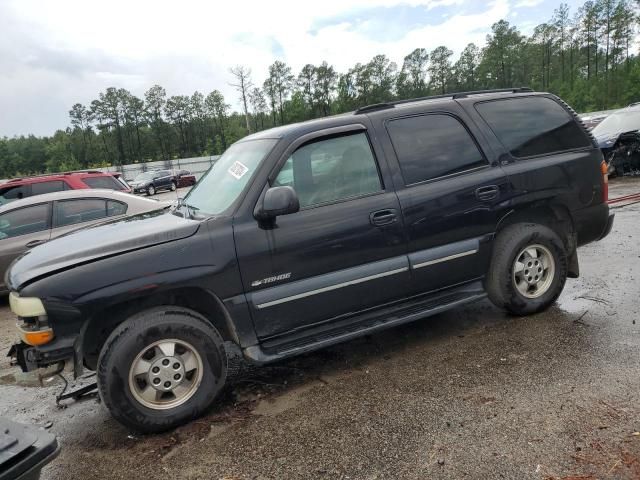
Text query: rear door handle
370 209 397 227
475 185 499 201
25 239 47 248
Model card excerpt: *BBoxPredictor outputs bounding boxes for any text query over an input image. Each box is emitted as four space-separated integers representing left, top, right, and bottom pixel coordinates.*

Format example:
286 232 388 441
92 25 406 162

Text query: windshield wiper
173 198 204 219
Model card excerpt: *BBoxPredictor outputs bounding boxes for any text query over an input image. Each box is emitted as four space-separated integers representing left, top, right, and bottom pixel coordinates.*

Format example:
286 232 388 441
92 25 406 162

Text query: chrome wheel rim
512 244 555 299
171 183 176 191
128 339 204 410
148 186 155 195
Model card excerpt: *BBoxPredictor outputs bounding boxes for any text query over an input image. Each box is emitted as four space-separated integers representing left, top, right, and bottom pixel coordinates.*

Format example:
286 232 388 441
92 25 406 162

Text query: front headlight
9 292 46 317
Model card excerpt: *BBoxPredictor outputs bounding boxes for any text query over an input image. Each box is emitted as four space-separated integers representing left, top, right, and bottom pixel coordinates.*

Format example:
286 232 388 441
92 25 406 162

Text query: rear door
234 126 411 339
0 203 52 286
374 107 509 295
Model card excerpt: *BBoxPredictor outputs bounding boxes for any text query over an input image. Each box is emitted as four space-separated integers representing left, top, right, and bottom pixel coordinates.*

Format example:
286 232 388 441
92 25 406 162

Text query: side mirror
255 186 300 221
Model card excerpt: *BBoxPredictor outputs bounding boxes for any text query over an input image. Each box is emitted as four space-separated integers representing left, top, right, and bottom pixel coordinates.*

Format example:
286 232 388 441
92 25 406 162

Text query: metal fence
97 155 220 182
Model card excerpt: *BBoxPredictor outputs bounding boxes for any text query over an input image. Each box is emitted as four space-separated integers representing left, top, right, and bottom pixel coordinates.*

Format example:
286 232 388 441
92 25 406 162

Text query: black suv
7 89 614 432
129 170 177 195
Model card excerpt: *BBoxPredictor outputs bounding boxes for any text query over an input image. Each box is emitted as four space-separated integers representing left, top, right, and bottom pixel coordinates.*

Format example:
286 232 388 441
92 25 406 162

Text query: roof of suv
242 88 539 143
2 170 119 186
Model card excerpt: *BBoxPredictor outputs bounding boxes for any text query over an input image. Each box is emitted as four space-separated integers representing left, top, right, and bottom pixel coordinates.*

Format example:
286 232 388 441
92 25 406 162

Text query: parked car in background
173 169 197 188
5 89 613 433
592 104 640 176
129 170 177 195
0 171 131 206
580 109 616 130
0 190 168 293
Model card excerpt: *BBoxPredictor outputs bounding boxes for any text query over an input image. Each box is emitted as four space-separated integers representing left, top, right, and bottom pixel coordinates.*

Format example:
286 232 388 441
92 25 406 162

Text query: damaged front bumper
8 336 76 373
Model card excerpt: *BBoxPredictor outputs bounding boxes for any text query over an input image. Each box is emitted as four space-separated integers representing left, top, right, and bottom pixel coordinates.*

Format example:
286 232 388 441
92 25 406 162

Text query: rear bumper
573 202 613 246
598 212 615 240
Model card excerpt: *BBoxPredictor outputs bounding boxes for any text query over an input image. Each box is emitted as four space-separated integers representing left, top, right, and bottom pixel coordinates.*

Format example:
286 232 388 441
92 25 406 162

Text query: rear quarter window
475 96 591 158
83 176 125 190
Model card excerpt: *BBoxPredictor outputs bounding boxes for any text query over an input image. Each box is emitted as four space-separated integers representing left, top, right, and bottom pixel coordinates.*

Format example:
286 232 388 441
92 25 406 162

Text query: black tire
486 223 568 315
97 306 227 433
170 181 177 192
147 185 155 196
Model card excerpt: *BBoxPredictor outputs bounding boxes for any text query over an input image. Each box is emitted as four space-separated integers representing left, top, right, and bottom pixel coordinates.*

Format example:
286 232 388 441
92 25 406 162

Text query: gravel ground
0 179 639 480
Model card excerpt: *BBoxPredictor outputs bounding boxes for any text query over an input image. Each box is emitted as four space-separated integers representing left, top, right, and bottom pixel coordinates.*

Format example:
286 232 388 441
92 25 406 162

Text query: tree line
1 0 639 179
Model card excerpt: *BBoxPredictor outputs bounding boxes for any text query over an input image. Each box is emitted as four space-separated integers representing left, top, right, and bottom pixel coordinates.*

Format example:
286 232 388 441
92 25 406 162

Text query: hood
7 210 201 290
594 131 620 149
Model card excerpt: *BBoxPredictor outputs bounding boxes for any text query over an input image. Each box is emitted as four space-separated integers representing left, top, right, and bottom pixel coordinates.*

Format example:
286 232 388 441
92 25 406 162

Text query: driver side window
274 131 382 208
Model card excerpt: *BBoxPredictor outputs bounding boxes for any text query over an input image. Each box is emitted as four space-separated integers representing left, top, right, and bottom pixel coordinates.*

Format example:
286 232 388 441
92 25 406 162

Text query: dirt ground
1 179 639 480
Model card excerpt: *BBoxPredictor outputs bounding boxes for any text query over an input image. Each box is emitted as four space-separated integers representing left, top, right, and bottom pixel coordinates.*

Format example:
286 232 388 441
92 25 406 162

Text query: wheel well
497 204 575 250
82 287 235 370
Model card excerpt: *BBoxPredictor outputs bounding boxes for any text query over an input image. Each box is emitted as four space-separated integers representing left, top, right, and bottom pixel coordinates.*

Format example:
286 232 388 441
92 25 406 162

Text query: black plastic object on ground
0 417 59 480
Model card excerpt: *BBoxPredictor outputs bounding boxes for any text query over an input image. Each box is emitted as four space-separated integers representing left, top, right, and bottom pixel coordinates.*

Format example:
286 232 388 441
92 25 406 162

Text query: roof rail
354 87 534 115
452 87 533 99
354 103 395 114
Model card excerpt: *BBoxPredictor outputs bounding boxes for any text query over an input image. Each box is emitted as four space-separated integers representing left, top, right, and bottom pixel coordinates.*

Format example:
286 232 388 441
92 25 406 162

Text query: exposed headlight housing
9 292 46 317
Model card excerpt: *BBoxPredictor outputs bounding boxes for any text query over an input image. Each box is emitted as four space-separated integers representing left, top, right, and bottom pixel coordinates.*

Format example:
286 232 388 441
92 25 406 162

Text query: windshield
592 109 640 137
134 172 156 182
183 139 278 215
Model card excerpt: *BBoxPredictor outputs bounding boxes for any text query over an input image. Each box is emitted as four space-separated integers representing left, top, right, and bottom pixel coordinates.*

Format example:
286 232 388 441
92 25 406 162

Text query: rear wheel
147 185 156 196
486 223 568 315
170 181 177 192
97 307 227 433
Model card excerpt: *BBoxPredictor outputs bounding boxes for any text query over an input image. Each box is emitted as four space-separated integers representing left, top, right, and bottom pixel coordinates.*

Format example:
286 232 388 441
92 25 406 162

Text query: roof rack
354 87 533 114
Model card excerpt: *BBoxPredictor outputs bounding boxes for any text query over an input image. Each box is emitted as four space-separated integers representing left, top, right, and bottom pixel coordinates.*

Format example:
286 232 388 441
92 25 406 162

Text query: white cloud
0 0 509 136
514 0 543 7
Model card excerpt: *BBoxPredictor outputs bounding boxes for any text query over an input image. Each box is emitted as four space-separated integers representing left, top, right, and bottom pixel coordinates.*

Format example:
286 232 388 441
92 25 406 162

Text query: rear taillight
601 161 608 202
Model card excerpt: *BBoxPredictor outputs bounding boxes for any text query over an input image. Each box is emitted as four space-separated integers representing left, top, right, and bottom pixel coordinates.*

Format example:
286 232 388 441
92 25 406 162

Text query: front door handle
370 209 397 227
25 239 47 248
475 185 499 201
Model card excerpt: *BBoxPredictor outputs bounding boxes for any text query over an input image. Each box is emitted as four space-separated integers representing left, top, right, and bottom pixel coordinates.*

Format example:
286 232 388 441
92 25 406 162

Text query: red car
0 171 131 205
173 169 197 188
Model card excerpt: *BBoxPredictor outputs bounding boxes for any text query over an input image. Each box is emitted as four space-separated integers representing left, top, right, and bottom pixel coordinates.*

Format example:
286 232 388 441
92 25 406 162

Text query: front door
234 128 410 339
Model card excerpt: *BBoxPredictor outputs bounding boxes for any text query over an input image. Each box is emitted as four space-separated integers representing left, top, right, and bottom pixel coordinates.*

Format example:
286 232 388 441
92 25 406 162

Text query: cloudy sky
0 0 586 137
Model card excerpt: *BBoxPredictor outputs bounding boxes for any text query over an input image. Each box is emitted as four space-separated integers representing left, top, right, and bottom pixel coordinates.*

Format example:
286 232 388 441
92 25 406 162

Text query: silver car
0 189 168 293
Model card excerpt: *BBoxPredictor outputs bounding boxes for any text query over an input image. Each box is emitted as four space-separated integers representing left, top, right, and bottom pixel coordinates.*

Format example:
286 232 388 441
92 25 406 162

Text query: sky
0 0 588 137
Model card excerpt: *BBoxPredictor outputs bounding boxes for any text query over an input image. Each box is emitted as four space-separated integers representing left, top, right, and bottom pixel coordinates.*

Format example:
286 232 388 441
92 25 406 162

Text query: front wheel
486 223 568 315
147 185 156 196
97 307 227 433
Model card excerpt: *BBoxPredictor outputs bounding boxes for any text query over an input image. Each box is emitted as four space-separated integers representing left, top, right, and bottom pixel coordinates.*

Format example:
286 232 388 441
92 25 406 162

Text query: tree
453 43 481 91
205 90 229 152
298 64 317 117
248 87 268 130
314 61 337 116
144 85 169 160
397 48 429 98
266 60 294 124
480 20 524 88
229 66 253 133
428 46 454 94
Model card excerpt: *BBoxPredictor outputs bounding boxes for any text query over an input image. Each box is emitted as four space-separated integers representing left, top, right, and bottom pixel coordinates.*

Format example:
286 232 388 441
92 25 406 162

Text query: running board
243 284 486 364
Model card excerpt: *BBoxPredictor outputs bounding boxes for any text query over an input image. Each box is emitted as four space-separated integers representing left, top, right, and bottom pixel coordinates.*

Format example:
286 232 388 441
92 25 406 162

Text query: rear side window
31 180 66 195
0 185 29 205
54 199 108 227
107 200 127 216
0 204 50 239
476 96 591 158
83 176 125 190
386 114 487 185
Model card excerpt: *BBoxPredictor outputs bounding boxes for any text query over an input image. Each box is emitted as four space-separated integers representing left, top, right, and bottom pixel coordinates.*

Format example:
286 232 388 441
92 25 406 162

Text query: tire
97 306 227 433
147 185 155 196
170 181 177 192
486 223 568 315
